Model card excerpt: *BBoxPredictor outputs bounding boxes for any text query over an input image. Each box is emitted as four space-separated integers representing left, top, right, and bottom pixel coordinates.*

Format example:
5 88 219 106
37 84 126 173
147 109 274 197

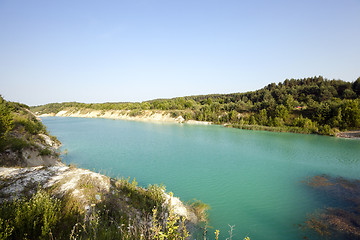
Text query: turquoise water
42 117 360 240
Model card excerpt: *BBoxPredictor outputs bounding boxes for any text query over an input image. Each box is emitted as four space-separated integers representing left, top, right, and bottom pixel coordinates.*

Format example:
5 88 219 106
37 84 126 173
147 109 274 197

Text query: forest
31 76 360 136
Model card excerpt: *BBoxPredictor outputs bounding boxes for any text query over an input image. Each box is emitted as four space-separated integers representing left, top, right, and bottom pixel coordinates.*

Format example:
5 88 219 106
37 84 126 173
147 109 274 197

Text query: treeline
32 76 360 135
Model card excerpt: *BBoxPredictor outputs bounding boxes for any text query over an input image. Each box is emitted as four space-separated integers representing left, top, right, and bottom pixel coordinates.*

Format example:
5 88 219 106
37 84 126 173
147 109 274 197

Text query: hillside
32 76 360 136
0 95 61 167
0 96 206 240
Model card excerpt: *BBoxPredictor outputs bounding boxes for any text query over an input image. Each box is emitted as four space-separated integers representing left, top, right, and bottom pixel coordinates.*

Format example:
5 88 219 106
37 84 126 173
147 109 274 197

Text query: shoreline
38 109 359 139
335 130 360 139
37 109 212 125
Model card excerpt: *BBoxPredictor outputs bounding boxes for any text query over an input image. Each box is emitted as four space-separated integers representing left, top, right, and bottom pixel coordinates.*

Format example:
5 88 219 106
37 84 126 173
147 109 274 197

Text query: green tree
352 77 360 95
340 100 360 129
274 104 289 121
249 115 257 125
228 110 238 122
343 88 356 99
0 97 14 136
256 109 268 125
284 94 295 109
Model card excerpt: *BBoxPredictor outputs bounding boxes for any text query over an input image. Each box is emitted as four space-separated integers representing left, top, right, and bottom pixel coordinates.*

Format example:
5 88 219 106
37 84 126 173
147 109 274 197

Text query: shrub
115 178 165 213
188 199 210 222
8 137 31 151
318 124 336 136
39 147 53 156
0 189 61 240
13 115 45 135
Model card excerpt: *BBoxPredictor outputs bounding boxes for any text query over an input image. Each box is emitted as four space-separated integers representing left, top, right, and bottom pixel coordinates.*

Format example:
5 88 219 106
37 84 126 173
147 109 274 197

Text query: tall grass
0 184 251 240
0 189 61 240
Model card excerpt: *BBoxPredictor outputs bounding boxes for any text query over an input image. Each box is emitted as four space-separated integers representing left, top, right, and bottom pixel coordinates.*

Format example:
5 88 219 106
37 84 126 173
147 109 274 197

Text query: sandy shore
336 130 360 139
38 108 212 125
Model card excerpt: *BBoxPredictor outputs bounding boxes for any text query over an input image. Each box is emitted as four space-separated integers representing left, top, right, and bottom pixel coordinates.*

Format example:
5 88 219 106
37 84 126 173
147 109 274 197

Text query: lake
41 117 360 240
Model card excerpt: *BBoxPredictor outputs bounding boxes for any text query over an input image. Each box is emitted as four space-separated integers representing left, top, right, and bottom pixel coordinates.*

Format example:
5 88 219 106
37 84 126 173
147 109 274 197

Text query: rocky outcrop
336 130 360 139
0 132 61 167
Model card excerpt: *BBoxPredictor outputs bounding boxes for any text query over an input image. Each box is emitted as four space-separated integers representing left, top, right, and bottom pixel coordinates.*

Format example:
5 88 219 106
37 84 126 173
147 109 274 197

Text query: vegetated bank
32 76 360 137
0 95 208 240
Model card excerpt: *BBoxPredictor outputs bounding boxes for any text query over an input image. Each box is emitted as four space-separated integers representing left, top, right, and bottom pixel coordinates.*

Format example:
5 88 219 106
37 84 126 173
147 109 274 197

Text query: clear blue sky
1 0 359 106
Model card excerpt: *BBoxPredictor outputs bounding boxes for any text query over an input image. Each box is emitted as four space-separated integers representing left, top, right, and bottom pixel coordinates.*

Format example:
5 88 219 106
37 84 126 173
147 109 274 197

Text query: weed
39 147 53 156
0 189 61 240
188 199 210 222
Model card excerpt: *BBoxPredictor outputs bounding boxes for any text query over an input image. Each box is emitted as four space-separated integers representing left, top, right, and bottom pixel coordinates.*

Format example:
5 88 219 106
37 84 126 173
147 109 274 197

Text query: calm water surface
42 117 360 240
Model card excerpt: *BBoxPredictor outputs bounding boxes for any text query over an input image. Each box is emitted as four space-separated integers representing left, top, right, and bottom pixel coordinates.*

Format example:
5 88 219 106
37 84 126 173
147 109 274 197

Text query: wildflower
95 194 101 200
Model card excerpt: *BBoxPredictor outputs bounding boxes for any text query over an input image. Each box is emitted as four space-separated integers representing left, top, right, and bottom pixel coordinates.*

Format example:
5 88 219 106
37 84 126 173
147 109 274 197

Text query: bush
8 137 31 151
318 124 336 136
115 178 165 212
13 115 45 135
188 199 210 222
0 189 61 240
39 147 53 156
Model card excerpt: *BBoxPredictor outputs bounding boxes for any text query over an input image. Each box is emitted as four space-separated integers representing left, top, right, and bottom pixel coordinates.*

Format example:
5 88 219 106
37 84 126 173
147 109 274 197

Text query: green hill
32 76 360 136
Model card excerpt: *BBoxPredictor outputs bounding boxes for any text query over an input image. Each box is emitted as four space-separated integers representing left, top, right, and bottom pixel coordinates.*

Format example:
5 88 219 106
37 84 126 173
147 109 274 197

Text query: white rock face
163 192 198 223
39 108 210 125
0 165 110 204
38 133 56 147
21 149 60 167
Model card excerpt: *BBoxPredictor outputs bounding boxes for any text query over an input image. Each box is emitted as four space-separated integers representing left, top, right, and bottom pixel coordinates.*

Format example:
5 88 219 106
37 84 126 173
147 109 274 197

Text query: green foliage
274 104 289 121
318 124 336 136
151 192 189 240
115 177 165 212
39 147 53 156
188 199 210 222
0 218 13 240
0 98 14 136
339 100 360 129
352 77 360 95
256 109 268 125
0 96 59 157
7 137 31 151
0 97 14 150
292 116 318 133
129 109 143 117
30 76 360 136
0 189 61 240
13 115 45 135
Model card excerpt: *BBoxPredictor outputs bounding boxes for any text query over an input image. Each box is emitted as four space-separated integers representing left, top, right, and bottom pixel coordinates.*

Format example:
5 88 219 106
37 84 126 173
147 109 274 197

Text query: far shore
38 109 360 139
37 109 212 125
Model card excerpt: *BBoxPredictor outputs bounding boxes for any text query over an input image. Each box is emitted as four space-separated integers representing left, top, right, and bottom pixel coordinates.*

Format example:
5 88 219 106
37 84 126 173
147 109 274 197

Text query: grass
230 123 316 134
188 199 210 222
0 189 62 240
114 177 166 213
39 147 53 156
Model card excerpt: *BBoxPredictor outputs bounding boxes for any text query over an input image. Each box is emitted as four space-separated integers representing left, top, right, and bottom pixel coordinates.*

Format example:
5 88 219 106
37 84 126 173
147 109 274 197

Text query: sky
1 0 359 106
